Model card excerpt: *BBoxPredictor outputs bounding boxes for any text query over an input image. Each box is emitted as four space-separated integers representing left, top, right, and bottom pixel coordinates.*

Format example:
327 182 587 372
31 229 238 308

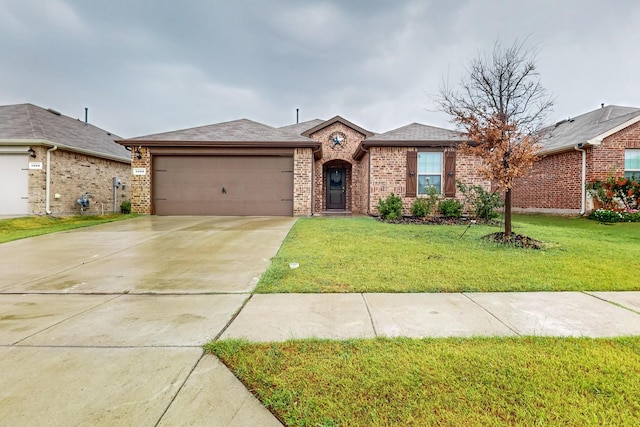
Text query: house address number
133 167 147 176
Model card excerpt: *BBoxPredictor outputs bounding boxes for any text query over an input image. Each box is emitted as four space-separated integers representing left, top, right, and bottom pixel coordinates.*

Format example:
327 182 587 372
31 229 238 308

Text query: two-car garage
152 155 294 216
119 118 321 216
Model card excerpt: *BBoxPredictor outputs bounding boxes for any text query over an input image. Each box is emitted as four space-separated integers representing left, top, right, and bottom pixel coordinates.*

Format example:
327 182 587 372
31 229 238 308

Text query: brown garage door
153 156 293 216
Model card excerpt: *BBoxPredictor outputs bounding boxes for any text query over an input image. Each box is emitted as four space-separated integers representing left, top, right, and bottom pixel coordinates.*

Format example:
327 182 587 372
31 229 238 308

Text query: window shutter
444 151 456 197
406 151 417 197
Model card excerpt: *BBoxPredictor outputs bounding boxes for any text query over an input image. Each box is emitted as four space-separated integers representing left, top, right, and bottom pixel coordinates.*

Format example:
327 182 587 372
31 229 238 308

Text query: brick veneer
294 148 313 215
130 147 151 214
512 120 640 213
28 146 130 215
368 146 490 215
512 150 583 213
309 123 367 213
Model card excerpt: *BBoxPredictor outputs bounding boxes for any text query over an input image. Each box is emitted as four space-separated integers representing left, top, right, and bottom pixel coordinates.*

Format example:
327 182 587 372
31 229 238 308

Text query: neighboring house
513 105 640 214
0 103 131 216
118 115 489 216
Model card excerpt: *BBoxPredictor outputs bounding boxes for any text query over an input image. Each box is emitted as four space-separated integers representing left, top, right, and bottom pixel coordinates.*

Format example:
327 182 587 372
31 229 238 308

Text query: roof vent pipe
85 107 88 125
601 103 605 108
296 108 299 124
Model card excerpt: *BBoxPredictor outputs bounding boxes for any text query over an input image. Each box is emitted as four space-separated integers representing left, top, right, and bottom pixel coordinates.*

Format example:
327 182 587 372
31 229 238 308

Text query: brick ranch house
118 116 488 216
513 105 640 214
0 103 131 216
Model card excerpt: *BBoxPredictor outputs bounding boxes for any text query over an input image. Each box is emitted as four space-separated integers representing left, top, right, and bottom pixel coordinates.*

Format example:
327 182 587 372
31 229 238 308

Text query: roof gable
301 115 375 138
0 103 129 161
365 122 466 143
539 105 640 154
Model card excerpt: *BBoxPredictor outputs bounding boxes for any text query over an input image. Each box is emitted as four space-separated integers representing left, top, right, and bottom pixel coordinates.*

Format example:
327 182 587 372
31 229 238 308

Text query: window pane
625 171 639 180
418 175 441 194
418 152 442 173
625 149 640 170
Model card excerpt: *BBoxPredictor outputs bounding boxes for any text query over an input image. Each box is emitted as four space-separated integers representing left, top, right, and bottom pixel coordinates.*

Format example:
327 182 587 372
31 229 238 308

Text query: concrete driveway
0 216 293 426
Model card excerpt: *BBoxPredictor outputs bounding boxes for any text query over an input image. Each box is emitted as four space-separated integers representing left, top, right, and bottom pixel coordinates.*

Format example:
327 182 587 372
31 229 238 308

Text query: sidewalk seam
213 293 254 341
582 291 640 316
154 349 205 427
462 293 521 336
361 293 378 337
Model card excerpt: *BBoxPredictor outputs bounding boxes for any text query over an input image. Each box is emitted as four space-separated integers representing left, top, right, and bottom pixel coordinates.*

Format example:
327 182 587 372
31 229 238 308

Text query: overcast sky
1 0 639 138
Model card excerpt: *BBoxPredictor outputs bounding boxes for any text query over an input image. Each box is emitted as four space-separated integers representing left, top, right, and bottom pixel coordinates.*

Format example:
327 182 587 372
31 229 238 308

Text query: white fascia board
0 139 130 164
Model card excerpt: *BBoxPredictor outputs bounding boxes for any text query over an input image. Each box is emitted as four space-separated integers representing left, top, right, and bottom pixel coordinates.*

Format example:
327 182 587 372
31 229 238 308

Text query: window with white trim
417 152 442 194
625 149 640 180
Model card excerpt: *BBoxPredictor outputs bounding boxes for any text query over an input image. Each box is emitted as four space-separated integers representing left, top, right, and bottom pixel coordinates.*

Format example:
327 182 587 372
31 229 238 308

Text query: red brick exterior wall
310 123 367 213
589 120 640 181
512 150 583 213
368 147 490 215
512 120 640 213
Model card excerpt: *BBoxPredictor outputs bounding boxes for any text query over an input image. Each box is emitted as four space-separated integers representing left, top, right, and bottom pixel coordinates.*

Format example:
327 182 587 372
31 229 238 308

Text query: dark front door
326 168 346 209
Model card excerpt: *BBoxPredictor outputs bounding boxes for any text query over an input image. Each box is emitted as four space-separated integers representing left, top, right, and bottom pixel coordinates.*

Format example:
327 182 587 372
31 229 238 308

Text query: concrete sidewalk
221 291 640 342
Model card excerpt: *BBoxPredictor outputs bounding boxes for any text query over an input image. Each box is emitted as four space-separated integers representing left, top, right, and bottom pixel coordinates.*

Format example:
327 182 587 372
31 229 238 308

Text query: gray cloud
1 0 639 137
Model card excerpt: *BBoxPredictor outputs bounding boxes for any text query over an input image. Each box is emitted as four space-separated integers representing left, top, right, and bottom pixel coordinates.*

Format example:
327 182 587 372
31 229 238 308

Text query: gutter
45 146 58 215
574 144 587 215
0 139 130 164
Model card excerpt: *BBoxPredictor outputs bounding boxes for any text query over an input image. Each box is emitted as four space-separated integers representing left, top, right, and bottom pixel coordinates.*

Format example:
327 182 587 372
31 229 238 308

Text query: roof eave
0 139 130 163
353 139 469 160
116 139 321 149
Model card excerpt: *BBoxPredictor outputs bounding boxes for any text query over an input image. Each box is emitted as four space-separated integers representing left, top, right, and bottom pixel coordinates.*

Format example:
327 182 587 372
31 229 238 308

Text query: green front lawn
209 337 640 426
0 214 138 244
255 214 640 293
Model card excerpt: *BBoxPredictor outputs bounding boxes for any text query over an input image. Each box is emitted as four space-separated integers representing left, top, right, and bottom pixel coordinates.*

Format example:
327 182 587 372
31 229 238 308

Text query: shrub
438 198 463 218
589 208 640 223
411 187 438 217
473 188 502 220
587 177 640 211
457 181 502 220
120 200 132 214
377 193 403 220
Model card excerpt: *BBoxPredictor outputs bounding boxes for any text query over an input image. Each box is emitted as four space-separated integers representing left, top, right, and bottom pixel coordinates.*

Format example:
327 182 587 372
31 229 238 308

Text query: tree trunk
504 188 512 238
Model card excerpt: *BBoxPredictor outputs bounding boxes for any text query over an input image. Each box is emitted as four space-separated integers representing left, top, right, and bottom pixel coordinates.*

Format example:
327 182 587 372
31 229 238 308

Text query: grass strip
208 337 640 427
0 214 138 243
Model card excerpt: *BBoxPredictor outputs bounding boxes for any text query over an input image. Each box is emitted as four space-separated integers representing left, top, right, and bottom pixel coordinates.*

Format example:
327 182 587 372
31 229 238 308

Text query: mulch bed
377 216 492 226
482 232 544 249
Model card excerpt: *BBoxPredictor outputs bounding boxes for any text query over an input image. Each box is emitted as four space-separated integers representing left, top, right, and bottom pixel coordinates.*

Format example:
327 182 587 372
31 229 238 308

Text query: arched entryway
323 160 352 211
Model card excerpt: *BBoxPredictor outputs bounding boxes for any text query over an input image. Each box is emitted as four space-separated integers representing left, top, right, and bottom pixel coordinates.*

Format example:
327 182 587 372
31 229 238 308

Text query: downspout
45 145 58 215
574 144 586 215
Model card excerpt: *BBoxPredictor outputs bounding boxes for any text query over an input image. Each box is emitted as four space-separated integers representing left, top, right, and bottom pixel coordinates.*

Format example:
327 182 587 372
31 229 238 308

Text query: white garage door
0 154 29 216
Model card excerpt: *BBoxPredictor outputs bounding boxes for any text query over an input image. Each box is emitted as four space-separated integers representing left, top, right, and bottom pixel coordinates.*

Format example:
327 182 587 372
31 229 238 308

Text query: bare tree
437 39 554 238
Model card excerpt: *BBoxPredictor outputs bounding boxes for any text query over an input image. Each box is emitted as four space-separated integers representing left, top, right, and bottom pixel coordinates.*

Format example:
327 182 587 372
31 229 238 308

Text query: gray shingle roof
539 105 640 154
0 103 129 161
365 122 466 142
128 118 315 143
278 119 326 136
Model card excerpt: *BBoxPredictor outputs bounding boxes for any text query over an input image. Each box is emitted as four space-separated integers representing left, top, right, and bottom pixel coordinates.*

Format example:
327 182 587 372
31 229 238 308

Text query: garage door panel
153 156 293 216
